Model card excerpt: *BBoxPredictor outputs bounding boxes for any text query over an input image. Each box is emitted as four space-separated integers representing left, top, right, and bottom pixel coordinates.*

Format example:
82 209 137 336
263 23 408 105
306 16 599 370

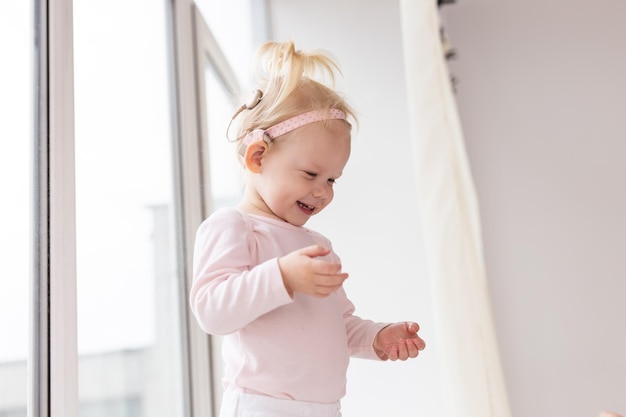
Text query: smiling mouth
297 201 315 213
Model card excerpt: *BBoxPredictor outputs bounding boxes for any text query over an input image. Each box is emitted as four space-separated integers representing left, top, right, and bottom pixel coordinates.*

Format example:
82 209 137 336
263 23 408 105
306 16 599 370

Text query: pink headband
241 109 347 149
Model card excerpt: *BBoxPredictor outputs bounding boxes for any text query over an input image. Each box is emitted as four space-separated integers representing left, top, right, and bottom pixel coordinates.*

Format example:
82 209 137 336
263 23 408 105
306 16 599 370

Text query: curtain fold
399 1 512 416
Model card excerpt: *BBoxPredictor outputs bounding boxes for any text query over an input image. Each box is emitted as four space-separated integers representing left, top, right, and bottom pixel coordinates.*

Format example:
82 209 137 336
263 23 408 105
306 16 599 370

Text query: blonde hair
232 41 357 147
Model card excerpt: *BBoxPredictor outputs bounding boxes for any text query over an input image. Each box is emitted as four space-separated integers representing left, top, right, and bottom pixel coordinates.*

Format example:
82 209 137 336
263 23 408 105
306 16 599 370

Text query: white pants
220 390 342 417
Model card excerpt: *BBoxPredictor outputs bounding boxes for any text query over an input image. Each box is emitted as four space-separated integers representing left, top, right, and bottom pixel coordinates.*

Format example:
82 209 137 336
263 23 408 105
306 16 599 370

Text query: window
73 0 185 415
0 1 261 415
195 18 246 210
0 2 32 416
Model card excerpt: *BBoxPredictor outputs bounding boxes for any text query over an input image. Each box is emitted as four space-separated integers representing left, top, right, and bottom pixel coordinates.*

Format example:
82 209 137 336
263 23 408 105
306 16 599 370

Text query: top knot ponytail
232 41 357 146
255 41 341 113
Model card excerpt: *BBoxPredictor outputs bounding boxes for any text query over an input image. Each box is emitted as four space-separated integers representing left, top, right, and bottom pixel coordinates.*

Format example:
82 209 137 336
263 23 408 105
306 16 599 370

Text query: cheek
325 188 335 205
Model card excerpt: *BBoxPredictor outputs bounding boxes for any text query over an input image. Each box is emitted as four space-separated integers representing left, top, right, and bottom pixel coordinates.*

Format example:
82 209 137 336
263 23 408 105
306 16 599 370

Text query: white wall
442 1 626 416
269 1 626 417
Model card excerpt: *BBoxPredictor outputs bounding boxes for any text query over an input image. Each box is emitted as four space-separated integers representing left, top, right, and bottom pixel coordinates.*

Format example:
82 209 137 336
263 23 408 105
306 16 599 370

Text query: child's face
250 120 351 226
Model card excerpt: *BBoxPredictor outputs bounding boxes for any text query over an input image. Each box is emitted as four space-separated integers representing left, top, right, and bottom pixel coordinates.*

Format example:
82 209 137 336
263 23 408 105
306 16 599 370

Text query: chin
288 215 310 227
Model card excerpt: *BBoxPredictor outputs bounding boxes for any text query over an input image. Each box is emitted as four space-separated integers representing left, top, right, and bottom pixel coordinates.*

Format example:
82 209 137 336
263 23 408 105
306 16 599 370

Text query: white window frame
168 0 217 416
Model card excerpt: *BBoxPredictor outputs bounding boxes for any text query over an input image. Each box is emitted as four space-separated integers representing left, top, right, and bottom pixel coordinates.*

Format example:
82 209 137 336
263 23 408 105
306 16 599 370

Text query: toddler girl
190 41 425 417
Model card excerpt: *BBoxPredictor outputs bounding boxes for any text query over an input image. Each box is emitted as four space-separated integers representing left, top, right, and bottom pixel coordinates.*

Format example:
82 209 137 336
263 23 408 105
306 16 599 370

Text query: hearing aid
227 89 264 141
244 89 263 110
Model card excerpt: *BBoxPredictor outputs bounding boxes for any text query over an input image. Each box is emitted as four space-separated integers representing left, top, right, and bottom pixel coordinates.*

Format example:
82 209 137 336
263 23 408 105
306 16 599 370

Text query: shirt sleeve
189 209 293 335
320 243 388 361
339 287 389 360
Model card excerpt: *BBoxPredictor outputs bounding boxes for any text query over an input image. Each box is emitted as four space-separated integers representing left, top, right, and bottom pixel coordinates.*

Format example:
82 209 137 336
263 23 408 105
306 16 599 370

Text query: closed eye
303 171 337 185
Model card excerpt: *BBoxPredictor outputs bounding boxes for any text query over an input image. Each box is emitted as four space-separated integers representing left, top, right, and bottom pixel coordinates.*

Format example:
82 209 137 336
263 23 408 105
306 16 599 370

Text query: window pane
195 0 256 89
204 64 244 210
73 1 185 416
0 2 31 416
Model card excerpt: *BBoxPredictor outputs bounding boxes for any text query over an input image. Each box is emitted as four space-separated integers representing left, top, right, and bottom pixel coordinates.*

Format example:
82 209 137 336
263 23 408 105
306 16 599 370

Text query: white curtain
399 1 512 416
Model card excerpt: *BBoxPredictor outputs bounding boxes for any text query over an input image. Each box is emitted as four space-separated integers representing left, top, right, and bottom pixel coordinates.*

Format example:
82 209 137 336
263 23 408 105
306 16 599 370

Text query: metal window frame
32 1 78 417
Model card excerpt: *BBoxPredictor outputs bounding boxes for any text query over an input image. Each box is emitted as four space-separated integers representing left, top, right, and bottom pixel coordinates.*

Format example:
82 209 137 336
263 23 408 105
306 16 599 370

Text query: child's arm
190 211 293 335
190 210 350 335
338 286 390 360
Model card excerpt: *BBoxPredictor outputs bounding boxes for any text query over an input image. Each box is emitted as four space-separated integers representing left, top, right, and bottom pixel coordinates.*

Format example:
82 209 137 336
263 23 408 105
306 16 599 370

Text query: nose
312 183 331 200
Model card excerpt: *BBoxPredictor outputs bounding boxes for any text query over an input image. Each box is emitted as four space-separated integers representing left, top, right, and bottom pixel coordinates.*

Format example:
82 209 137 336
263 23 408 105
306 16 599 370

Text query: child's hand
373 322 426 361
278 245 348 298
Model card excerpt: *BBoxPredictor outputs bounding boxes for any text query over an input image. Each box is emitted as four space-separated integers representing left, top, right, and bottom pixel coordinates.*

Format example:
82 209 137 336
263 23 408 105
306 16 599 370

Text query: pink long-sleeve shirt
190 207 387 403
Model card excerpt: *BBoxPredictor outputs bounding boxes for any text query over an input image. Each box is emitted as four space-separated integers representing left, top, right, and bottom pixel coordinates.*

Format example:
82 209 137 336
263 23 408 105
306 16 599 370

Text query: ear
243 141 269 173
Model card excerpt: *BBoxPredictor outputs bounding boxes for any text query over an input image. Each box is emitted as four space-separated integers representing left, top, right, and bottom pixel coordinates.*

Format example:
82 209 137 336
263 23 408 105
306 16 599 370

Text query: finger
313 280 348 298
298 245 330 258
405 339 422 358
396 339 410 361
312 274 347 295
408 333 426 350
405 321 420 335
386 345 399 361
316 272 349 285
415 336 426 350
312 259 344 275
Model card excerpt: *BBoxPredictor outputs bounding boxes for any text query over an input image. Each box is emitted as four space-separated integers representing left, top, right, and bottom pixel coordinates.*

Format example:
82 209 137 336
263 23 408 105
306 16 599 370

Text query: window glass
0 2 31 417
204 64 244 210
73 1 185 416
194 0 256 90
